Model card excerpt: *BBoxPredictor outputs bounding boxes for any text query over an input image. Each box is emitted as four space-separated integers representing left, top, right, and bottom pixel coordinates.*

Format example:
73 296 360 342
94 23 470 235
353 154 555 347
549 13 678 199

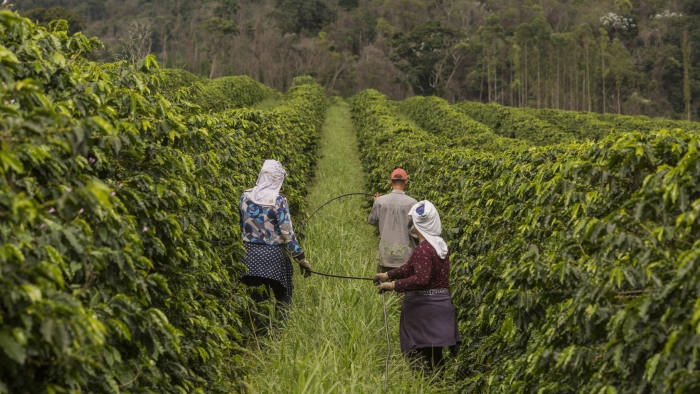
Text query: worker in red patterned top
373 200 460 370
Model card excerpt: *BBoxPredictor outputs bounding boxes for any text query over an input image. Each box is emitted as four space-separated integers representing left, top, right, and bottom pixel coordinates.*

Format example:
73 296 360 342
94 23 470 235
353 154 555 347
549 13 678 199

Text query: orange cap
391 168 408 181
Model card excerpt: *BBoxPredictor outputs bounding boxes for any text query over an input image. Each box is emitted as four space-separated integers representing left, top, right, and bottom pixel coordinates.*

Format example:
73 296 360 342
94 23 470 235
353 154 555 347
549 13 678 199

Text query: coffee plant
176 75 281 113
0 11 325 393
528 108 700 141
158 68 281 112
456 101 573 146
157 68 202 96
594 112 700 134
398 95 527 152
526 107 617 140
351 89 700 393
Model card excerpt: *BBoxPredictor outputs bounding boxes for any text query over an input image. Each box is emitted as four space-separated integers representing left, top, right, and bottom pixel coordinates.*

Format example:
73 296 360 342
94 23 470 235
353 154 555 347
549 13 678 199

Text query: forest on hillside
9 0 700 120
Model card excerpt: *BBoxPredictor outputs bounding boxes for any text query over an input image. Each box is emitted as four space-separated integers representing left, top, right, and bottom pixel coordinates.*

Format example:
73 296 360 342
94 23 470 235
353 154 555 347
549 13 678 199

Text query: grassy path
242 101 448 393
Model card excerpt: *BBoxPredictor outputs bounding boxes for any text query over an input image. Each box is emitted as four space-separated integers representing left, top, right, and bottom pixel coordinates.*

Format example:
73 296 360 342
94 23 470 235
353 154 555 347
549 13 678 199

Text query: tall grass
242 101 453 393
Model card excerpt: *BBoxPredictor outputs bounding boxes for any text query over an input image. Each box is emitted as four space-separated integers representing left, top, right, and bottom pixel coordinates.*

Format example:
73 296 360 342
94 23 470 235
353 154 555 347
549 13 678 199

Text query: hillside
8 0 700 120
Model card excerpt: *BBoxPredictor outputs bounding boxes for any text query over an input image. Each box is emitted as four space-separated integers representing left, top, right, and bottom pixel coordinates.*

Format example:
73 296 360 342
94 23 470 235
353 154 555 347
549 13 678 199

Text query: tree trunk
682 29 692 121
572 66 577 111
329 61 348 91
617 81 621 114
494 62 498 104
568 59 573 109
586 45 591 112
161 30 168 66
487 61 491 102
445 53 462 101
479 67 484 102
556 55 560 109
209 55 217 79
601 46 606 113
583 46 587 111
524 45 528 107
510 65 513 106
537 50 542 108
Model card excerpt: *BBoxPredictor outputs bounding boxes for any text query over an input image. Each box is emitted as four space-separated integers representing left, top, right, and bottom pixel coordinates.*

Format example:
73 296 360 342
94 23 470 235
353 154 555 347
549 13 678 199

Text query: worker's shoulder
376 192 417 204
399 193 418 205
375 193 393 203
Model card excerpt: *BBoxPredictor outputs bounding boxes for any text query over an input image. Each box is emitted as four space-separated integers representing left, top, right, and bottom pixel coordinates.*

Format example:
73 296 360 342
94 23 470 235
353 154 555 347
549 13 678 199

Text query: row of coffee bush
455 101 573 145
444 98 699 143
0 12 325 392
352 89 700 393
160 68 281 112
398 96 527 151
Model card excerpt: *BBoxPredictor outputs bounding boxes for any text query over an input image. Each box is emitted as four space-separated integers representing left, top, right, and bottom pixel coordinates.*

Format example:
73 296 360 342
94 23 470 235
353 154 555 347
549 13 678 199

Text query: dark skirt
399 290 460 353
241 242 294 296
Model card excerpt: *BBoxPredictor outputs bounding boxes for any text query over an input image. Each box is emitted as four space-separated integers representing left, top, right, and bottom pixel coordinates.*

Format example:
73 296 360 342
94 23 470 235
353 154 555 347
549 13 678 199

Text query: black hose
309 270 373 281
298 191 391 390
298 192 374 232
382 292 390 393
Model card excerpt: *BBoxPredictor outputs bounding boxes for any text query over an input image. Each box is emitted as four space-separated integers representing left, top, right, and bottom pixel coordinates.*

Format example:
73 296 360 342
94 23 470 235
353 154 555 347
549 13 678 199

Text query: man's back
368 190 418 269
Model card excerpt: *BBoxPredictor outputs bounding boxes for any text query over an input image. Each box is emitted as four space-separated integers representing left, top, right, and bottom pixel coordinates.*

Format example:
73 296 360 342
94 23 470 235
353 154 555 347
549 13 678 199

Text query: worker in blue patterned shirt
239 160 311 325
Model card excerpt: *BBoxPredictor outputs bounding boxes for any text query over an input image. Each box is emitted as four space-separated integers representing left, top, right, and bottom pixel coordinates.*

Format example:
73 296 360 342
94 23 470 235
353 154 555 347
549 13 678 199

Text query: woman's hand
298 259 312 278
377 281 395 293
373 272 389 285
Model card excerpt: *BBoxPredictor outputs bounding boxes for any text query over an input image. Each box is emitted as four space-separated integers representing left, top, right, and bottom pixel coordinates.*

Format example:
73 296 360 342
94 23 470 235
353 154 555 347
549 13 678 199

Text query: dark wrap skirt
241 242 294 296
399 290 460 353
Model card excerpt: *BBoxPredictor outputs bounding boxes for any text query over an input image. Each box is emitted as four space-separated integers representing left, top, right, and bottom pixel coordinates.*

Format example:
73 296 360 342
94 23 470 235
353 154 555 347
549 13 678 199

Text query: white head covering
408 200 448 259
245 160 286 207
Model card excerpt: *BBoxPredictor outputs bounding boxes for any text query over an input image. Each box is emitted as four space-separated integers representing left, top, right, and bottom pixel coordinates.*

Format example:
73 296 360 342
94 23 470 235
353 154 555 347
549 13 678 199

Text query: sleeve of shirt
276 196 305 260
239 193 248 240
386 251 416 280
391 246 432 292
239 194 244 230
368 200 379 226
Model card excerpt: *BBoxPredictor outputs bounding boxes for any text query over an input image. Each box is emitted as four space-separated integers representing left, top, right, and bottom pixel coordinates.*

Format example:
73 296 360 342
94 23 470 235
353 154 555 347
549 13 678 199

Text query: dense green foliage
390 21 457 96
0 12 325 392
529 107 700 140
405 96 700 144
271 0 337 35
398 95 526 151
456 100 573 145
527 108 617 140
22 5 84 34
593 112 700 134
158 68 203 95
176 75 282 113
10 1 699 120
351 89 700 392
158 68 282 113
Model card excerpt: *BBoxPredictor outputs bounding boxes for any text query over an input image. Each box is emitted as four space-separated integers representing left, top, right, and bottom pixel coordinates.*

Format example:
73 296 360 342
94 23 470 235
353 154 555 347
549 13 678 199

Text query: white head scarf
408 200 448 259
245 160 286 207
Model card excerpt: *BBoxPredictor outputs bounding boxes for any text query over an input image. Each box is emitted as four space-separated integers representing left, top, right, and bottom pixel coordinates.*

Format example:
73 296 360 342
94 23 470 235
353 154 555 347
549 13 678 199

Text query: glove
377 281 395 293
298 259 312 278
373 272 389 285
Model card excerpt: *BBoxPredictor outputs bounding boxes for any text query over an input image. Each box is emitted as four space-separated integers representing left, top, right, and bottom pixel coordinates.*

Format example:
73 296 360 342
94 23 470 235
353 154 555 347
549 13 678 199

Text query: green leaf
0 44 19 63
610 267 624 288
51 52 66 67
0 330 26 364
643 353 661 382
0 150 24 174
21 284 42 302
